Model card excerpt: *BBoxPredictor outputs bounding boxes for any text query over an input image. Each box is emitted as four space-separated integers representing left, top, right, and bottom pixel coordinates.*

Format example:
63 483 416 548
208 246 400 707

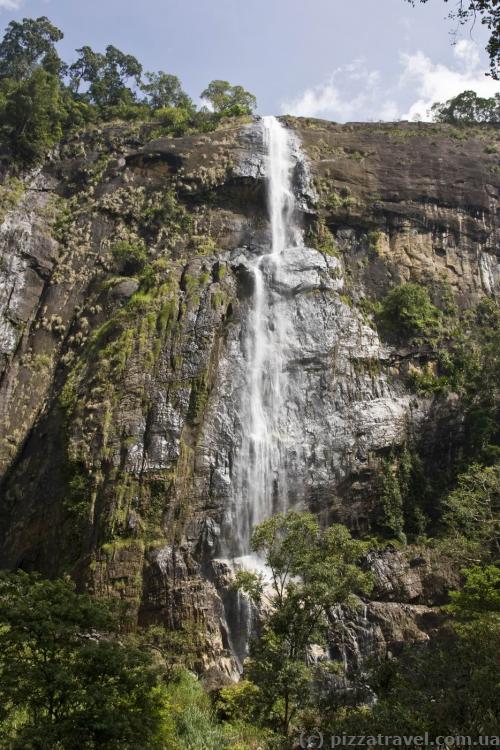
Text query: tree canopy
0 17 258 167
234 511 372 735
201 79 257 116
0 572 167 749
141 71 194 111
69 44 143 109
430 89 500 123
0 16 64 80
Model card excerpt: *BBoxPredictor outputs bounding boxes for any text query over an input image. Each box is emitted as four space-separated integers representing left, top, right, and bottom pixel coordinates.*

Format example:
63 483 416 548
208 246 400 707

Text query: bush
153 105 191 135
0 70 81 163
217 680 261 723
162 670 227 750
378 282 441 340
111 239 147 275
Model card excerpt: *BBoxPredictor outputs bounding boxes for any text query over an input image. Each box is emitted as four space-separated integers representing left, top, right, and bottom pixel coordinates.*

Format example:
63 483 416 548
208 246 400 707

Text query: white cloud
281 61 385 121
0 0 23 8
281 41 499 123
400 41 499 120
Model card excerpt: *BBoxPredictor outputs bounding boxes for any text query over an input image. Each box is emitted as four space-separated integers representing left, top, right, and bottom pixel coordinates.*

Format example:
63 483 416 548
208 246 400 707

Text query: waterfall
228 116 302 563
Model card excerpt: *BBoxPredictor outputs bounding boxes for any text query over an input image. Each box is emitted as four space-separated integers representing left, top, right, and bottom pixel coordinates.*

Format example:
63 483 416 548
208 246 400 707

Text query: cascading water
219 115 303 668
228 116 302 563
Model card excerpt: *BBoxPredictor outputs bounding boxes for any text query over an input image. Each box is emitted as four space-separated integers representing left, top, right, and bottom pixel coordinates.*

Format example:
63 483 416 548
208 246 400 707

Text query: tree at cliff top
0 17 86 163
69 44 143 112
0 69 88 163
406 1 499 78
0 16 64 80
233 512 372 736
431 89 500 123
141 70 194 111
201 79 257 116
0 17 258 165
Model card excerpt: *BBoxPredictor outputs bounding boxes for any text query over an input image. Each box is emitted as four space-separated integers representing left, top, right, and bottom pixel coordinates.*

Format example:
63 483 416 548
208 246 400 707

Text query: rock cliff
0 117 498 677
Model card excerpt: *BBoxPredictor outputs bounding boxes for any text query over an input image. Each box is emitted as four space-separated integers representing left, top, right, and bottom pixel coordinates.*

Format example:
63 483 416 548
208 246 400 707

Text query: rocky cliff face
0 117 498 678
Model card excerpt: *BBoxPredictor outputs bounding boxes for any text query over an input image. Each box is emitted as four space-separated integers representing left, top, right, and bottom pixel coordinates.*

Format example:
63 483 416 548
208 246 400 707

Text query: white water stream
228 115 302 564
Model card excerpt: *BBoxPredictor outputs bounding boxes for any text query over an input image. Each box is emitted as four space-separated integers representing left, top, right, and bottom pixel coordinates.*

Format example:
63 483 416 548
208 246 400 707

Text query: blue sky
0 0 498 120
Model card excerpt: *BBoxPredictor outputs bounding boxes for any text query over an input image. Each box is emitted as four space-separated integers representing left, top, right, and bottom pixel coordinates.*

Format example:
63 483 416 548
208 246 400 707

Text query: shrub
153 105 191 135
378 282 441 340
111 239 147 275
216 680 261 723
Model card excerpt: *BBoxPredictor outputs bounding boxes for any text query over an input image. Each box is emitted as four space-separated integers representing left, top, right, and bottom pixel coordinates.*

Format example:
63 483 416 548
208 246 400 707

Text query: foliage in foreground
0 572 166 749
0 571 268 750
228 517 499 740
234 512 372 735
1 531 499 747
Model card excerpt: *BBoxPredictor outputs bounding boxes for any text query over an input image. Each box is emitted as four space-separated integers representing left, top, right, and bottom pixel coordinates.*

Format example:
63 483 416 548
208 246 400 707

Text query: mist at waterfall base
217 116 305 665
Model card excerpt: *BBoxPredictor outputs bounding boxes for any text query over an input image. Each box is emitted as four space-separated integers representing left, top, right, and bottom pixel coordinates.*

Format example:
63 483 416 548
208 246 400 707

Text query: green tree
0 16 64 81
442 462 500 552
376 448 430 540
0 571 166 750
447 563 500 616
436 298 500 459
201 79 257 116
235 512 371 735
406 1 499 79
431 89 500 123
130 623 201 680
69 44 142 109
141 71 193 111
0 69 86 163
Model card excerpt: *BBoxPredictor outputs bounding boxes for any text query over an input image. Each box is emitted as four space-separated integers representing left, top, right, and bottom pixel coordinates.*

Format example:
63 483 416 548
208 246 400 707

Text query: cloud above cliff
281 40 498 122
400 40 498 119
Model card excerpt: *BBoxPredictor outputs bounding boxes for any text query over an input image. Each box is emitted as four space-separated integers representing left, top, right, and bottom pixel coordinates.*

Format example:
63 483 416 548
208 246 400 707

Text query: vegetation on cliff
0 18 497 743
328 564 500 736
0 16 257 167
233 512 372 735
